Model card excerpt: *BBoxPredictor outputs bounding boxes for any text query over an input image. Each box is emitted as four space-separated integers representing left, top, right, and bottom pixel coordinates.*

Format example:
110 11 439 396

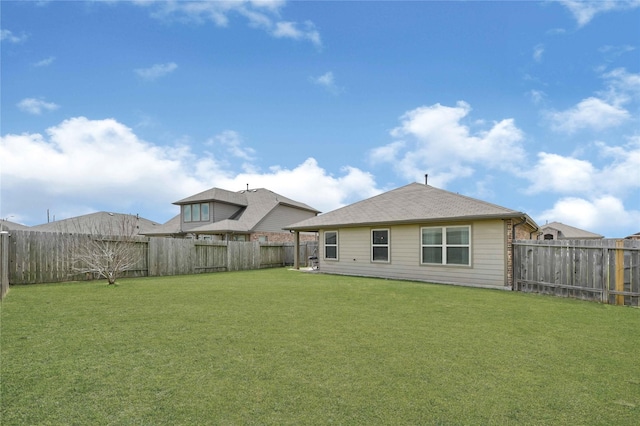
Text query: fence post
602 246 609 304
615 239 625 305
0 231 9 299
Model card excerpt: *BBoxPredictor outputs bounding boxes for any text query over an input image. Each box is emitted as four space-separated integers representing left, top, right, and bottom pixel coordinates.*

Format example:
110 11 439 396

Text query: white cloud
559 0 640 27
0 117 378 224
272 20 321 47
525 153 595 194
34 56 56 67
537 196 640 237
525 138 640 196
207 130 257 163
1 29 28 43
600 68 640 103
135 62 178 80
369 141 405 165
371 101 526 186
214 158 381 213
528 89 546 105
17 98 60 115
311 71 341 94
599 44 636 62
545 97 630 133
133 0 321 47
533 44 544 62
595 137 640 195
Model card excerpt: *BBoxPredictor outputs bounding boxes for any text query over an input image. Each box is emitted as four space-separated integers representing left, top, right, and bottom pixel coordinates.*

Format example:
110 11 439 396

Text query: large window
371 229 389 262
324 231 338 260
183 203 210 223
421 226 470 266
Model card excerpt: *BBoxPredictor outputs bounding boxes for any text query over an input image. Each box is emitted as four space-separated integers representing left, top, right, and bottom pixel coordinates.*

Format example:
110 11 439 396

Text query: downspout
510 217 528 291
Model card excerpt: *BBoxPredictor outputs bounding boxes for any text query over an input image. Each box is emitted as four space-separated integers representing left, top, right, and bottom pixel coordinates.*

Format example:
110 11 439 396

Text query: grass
1 268 639 425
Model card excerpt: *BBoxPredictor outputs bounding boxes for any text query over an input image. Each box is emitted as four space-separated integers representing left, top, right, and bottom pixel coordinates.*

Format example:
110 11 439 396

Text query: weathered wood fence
0 232 9 299
1 230 317 291
514 239 640 306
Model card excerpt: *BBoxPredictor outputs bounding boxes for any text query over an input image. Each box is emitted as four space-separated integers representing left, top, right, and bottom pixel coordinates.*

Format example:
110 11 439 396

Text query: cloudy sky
1 0 639 238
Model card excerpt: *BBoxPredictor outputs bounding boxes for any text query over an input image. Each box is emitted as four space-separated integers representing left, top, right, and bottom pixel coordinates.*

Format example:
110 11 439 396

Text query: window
421 226 470 266
324 231 338 260
183 203 210 222
371 229 389 262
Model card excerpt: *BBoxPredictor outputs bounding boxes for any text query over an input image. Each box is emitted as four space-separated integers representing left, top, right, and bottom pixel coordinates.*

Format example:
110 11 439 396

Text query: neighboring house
538 221 603 240
29 212 162 236
0 220 30 232
625 232 640 240
286 182 538 289
142 187 320 242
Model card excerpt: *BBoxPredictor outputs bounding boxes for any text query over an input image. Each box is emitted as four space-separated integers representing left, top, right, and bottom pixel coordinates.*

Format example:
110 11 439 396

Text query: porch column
293 231 300 269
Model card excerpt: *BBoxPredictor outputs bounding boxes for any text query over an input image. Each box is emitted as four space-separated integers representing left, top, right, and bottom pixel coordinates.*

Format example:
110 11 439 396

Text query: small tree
67 214 144 285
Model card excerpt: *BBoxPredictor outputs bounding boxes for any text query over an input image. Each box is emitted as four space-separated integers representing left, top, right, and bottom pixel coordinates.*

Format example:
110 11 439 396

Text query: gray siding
256 205 317 233
319 220 507 288
213 202 242 222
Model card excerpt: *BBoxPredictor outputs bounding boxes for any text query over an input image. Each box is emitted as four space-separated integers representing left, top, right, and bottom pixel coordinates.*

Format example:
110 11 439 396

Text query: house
538 221 603 240
142 187 320 242
285 182 538 289
29 212 161 236
625 232 640 240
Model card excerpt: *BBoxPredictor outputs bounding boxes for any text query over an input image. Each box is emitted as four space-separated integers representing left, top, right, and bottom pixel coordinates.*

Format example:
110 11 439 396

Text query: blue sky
1 0 639 238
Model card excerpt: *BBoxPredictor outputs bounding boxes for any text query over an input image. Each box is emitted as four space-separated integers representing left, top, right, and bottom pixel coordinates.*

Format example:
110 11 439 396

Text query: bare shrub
59 214 145 285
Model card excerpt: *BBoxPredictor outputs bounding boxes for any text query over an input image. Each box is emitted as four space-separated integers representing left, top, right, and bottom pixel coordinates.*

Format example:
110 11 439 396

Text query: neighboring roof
286 182 537 231
140 214 182 236
29 212 162 235
626 231 640 240
142 187 320 236
174 187 249 207
539 221 604 239
0 220 30 231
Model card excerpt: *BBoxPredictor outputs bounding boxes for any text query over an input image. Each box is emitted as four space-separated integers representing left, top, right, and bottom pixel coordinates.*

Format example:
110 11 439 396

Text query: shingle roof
139 214 181 236
0 220 30 231
286 182 536 231
540 221 603 239
174 188 248 206
29 212 162 235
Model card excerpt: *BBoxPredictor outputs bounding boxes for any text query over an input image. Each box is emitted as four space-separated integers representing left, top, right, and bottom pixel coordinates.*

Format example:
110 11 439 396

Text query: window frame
420 225 471 266
324 230 338 260
183 203 210 223
183 204 192 223
371 228 390 263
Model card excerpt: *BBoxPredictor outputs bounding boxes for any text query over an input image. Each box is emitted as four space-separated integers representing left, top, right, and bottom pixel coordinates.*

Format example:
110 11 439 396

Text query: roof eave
286 213 536 232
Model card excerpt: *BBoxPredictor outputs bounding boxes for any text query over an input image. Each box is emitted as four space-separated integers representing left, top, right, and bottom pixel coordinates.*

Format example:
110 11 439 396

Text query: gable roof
29 212 162 235
539 221 603 239
143 187 320 236
286 182 537 231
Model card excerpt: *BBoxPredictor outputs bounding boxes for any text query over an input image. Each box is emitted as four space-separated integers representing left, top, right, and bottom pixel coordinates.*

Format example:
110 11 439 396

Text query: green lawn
1 269 639 425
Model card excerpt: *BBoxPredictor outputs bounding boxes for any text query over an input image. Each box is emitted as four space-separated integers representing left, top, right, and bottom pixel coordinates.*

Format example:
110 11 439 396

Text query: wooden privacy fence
514 239 640 306
2 230 318 289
